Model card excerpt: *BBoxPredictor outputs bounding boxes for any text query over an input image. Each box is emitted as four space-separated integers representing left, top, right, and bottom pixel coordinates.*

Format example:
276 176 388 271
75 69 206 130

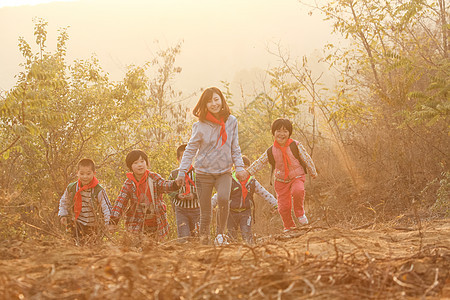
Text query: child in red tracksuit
243 118 317 232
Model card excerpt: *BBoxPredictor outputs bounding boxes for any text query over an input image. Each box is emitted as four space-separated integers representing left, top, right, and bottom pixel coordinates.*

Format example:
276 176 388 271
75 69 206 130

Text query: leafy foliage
2 3 449 240
0 20 189 238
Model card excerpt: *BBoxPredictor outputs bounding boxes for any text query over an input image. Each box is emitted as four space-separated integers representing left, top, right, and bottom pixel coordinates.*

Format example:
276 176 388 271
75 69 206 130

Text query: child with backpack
58 158 112 237
175 87 247 245
212 155 277 244
168 144 200 242
110 149 180 239
243 118 318 232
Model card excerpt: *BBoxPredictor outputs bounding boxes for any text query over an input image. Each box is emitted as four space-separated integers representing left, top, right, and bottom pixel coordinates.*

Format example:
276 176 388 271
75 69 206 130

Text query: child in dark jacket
212 156 277 244
110 149 180 239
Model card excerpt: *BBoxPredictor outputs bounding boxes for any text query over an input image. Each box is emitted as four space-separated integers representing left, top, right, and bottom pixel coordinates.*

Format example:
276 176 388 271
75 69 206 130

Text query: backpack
230 172 257 223
266 141 307 185
230 172 256 209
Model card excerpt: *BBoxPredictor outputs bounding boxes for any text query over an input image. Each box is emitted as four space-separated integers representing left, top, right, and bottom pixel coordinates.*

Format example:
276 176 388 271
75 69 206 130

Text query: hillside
1 219 449 299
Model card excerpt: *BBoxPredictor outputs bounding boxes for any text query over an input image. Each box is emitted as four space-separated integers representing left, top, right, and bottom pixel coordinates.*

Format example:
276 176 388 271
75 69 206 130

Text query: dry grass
0 219 448 299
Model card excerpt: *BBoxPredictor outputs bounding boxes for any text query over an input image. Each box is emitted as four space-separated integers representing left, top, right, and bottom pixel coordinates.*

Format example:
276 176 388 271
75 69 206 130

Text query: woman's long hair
192 87 231 121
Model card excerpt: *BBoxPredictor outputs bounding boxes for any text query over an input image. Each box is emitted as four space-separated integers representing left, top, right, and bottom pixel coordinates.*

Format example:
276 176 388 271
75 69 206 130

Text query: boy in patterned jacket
243 119 318 232
110 149 180 239
212 156 278 244
58 158 112 238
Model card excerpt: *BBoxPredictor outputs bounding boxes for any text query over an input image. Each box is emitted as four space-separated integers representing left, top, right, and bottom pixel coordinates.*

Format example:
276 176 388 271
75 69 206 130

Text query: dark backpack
267 141 307 185
230 172 257 223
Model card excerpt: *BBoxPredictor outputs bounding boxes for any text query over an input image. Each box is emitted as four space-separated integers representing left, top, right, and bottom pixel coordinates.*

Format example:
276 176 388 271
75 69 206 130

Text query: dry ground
0 219 449 299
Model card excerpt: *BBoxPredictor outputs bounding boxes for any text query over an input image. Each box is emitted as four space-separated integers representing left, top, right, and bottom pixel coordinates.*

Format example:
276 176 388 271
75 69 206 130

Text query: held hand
177 193 185 200
235 170 249 181
175 177 185 188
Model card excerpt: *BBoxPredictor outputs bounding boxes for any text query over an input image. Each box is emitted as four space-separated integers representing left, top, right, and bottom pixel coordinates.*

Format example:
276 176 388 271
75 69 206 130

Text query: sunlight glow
0 0 76 7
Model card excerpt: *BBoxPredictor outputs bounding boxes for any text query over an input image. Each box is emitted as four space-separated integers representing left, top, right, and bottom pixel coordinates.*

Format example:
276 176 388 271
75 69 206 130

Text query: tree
108 41 189 177
297 0 449 215
236 65 305 158
0 19 192 238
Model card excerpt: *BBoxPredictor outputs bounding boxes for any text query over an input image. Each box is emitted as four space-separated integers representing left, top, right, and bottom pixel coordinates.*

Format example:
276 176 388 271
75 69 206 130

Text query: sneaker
214 234 229 246
298 214 309 225
283 227 296 233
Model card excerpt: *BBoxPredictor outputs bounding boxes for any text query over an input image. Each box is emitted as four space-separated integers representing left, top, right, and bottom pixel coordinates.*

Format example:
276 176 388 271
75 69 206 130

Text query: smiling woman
0 0 76 7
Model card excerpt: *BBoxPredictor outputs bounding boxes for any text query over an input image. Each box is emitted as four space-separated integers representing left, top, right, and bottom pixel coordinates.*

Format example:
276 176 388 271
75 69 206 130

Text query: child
243 118 318 232
175 87 247 245
212 155 277 244
168 144 200 242
58 158 112 237
110 149 179 239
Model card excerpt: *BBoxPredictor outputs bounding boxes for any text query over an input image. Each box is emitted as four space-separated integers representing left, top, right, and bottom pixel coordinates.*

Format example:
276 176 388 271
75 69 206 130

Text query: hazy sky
0 0 336 103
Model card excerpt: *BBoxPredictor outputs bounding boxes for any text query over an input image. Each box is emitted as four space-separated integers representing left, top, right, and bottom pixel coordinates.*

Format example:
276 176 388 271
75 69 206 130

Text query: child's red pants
274 175 306 230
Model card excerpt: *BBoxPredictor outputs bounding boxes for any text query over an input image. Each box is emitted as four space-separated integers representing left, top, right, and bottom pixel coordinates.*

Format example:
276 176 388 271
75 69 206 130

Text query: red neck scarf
205 111 227 147
274 138 294 179
74 177 99 220
183 165 196 195
239 175 250 204
126 170 152 203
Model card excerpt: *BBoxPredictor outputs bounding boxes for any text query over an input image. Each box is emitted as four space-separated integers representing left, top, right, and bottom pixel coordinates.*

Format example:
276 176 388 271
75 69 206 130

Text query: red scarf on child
273 138 294 179
183 165 196 195
126 170 152 203
74 177 99 220
239 175 250 204
205 112 227 147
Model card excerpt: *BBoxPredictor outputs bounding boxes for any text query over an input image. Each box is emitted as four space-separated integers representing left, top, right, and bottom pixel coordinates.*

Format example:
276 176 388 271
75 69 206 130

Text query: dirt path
0 219 449 299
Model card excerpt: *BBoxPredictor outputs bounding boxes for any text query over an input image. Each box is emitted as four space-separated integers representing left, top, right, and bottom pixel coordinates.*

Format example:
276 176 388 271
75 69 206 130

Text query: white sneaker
298 214 309 225
214 234 229 246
